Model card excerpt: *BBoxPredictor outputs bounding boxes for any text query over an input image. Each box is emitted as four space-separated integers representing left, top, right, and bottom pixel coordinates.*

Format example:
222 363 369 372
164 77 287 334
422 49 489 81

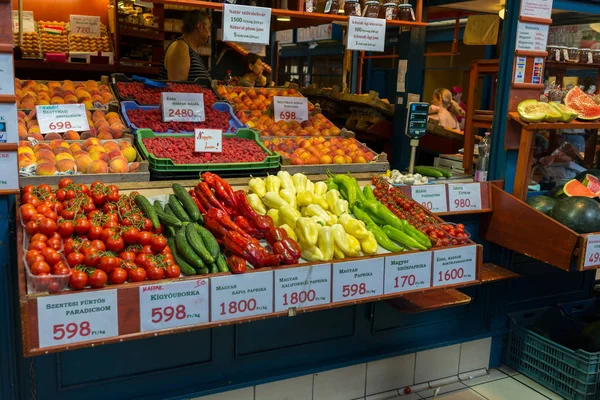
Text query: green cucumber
153 200 164 213
185 223 215 263
172 183 202 223
414 166 444 178
433 166 453 178
164 204 177 219
209 263 219 274
168 238 196 276
175 227 206 270
135 195 160 228
152 199 183 228
165 225 177 238
169 194 191 222
194 225 220 260
216 253 229 273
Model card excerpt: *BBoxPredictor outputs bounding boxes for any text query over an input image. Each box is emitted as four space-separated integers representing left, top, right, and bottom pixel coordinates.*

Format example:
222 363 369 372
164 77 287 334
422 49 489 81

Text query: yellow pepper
333 199 349 216
280 205 301 229
277 171 296 194
326 211 338 225
310 215 328 226
267 208 280 226
325 190 340 209
280 189 297 209
304 204 336 226
292 173 308 193
296 191 314 207
265 173 281 193
318 226 334 261
338 214 370 239
262 192 288 209
248 176 266 198
361 231 378 255
333 244 345 259
279 224 297 241
346 234 362 257
306 179 315 194
312 194 329 211
314 182 328 196
301 245 324 262
332 224 351 255
247 193 266 215
295 217 319 247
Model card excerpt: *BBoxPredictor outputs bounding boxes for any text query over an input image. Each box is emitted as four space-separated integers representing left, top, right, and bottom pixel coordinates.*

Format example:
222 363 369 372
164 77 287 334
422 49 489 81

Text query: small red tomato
46 237 62 251
142 218 153 232
106 235 124 253
29 240 47 252
109 267 128 284
143 256 158 270
134 253 148 268
165 264 180 278
57 220 75 238
140 245 153 255
138 231 153 246
98 255 119 274
122 227 140 245
52 263 70 276
88 225 103 240
31 261 51 275
30 233 48 243
58 178 73 189
146 266 165 280
66 252 84 268
90 240 106 251
75 217 91 235
89 269 108 288
128 267 147 282
39 218 58 237
150 235 167 253
44 249 61 266
69 270 89 290
119 251 136 262
83 248 100 267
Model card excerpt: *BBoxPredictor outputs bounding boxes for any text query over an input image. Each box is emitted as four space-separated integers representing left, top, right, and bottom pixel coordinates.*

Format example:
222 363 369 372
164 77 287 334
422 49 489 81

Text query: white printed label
584 234 600 269
0 152 19 191
384 251 432 294
0 102 18 144
520 0 552 20
332 258 384 302
411 185 448 213
222 4 272 45
516 22 549 52
347 17 386 52
161 92 205 122
70 15 101 37
0 54 15 96
211 271 273 321
448 183 482 212
273 96 309 123
274 264 331 312
194 129 223 153
433 246 477 287
37 290 118 348
139 279 209 332
12 11 35 33
36 104 90 134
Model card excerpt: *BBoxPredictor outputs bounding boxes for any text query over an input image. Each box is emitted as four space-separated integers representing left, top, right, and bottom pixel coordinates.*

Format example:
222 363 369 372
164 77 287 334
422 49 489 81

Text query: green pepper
325 177 339 192
363 185 376 201
363 200 404 230
367 222 405 252
348 174 365 204
403 223 432 249
382 225 427 251
332 173 357 207
353 205 374 225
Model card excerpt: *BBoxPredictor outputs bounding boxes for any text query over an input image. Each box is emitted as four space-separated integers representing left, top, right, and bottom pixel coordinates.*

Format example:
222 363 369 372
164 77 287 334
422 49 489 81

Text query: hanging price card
411 185 448 213
516 22 549 52
347 17 386 52
583 234 600 269
161 92 205 122
36 104 90 134
274 264 331 312
520 0 552 20
384 251 432 294
447 183 482 212
69 15 101 37
139 279 209 332
194 129 222 153
37 290 118 348
433 245 477 287
222 4 271 45
211 271 273 322
0 102 19 143
332 258 384 303
0 152 19 191
12 11 36 33
0 54 15 95
273 96 309 123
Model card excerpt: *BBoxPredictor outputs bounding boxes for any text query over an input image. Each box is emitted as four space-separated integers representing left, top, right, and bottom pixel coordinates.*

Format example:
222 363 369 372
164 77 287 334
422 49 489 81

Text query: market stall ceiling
431 0 568 14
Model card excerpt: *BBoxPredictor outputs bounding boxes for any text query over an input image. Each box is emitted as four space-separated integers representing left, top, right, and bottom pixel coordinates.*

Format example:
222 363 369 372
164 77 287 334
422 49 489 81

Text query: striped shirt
159 38 211 82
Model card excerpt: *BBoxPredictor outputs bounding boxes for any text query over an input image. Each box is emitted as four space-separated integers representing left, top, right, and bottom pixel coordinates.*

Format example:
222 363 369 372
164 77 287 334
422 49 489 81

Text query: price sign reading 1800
210 271 273 322
433 245 477 287
139 279 209 332
274 264 331 312
332 258 384 302
584 234 600 269
273 96 309 123
447 183 482 212
37 290 119 348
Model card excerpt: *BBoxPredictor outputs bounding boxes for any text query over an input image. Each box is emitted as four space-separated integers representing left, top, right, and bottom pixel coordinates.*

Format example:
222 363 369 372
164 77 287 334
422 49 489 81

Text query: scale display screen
406 102 429 139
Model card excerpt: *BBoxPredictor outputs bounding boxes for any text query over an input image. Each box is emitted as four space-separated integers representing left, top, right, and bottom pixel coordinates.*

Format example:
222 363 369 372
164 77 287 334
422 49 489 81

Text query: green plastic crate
136 128 280 173
505 307 600 400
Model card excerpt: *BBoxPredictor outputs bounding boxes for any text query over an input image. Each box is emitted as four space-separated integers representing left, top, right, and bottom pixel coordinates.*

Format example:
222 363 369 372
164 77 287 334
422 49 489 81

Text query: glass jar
546 45 555 61
568 47 579 62
580 48 593 64
397 3 414 21
324 0 340 13
559 46 569 62
363 0 380 18
380 2 398 19
593 50 600 64
344 0 360 16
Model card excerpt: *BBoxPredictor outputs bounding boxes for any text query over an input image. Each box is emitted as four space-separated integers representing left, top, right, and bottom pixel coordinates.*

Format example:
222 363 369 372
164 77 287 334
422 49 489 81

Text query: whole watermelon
526 195 556 215
548 185 566 199
550 197 600 233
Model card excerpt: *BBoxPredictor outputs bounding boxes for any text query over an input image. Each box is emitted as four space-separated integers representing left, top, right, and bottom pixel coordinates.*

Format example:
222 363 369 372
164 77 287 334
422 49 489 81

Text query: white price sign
70 15 101 37
12 11 36 33
194 129 223 153
36 104 90 134
0 54 15 96
583 234 600 269
37 290 118 348
0 102 19 143
516 22 549 52
411 185 448 213
448 183 482 212
273 96 309 123
0 152 19 191
139 279 209 332
332 258 384 302
211 271 273 322
161 92 205 122
274 264 331 312
384 252 432 294
433 245 477 287
222 4 271 45
520 0 552 20
347 16 386 52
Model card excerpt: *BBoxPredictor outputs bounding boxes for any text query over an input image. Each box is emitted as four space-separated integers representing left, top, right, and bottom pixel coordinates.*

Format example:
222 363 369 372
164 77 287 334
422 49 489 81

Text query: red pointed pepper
273 238 301 265
202 172 237 211
227 255 247 274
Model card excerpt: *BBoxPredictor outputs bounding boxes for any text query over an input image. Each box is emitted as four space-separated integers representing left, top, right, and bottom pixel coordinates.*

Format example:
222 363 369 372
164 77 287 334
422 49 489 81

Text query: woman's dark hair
246 53 262 72
182 10 210 34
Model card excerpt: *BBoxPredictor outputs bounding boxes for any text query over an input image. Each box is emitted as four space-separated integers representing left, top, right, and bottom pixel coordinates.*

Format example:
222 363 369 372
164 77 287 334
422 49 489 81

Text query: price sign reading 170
273 96 309 123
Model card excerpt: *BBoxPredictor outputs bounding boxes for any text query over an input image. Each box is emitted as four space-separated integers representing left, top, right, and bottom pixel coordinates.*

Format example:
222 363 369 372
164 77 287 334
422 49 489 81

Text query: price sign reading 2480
273 96 309 123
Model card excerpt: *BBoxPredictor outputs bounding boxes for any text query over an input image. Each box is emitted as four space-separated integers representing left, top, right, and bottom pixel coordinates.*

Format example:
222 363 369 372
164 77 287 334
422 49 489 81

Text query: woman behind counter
159 10 212 82
428 88 465 133
238 53 268 87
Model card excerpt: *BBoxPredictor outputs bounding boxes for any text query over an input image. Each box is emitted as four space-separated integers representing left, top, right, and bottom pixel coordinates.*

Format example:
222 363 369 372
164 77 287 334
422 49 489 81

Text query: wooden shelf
389 289 472 313
508 112 600 130
15 59 117 73
480 263 520 283
545 60 600 70
119 26 165 41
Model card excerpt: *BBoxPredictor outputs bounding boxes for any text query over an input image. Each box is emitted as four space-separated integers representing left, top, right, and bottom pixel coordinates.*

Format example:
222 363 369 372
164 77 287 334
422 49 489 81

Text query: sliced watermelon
564 87 600 121
583 174 600 193
563 179 597 198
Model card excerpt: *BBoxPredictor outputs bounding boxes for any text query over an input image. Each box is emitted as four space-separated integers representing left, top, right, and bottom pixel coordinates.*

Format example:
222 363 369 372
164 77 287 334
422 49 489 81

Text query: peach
92 110 105 121
119 141 132 149
63 130 80 140
27 133 43 141
108 150 123 160
105 112 119 120
109 158 129 173
55 152 75 162
28 126 41 134
90 151 109 163
95 119 109 129
36 162 57 176
17 111 26 119
48 81 61 90
64 95 78 104
86 160 108 174
33 143 52 152
49 139 68 150
45 132 62 141
18 146 34 157
110 129 123 139
97 132 114 140
50 97 65 105
55 159 76 172
69 143 85 153
128 162 140 173
75 154 93 172
103 141 119 152
122 147 137 162
18 156 36 168
84 138 101 147
72 150 89 159
333 155 346 164
319 154 332 164
83 101 93 109
80 131 96 139
53 146 72 156
19 140 33 149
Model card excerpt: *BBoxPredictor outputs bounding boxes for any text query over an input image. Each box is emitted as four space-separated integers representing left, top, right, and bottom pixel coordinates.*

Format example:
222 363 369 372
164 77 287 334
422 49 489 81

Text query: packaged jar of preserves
344 0 360 15
380 2 398 19
593 50 600 64
305 0 315 12
324 0 340 13
363 0 380 17
580 48 593 64
559 46 569 62
397 3 414 21
546 45 555 61
568 47 579 62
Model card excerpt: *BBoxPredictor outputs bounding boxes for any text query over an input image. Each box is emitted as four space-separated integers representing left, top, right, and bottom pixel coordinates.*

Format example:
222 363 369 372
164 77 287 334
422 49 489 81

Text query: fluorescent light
499 8 505 19
277 16 291 21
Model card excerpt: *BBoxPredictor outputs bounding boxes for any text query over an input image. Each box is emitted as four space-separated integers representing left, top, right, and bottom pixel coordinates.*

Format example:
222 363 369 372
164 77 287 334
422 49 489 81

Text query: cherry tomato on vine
165 264 180 278
88 225 103 241
128 267 146 282
66 252 84 268
146 266 165 280
106 235 124 253
150 235 167 253
69 270 89 290
58 178 73 189
109 267 127 284
89 269 108 288
98 255 119 274
138 231 153 246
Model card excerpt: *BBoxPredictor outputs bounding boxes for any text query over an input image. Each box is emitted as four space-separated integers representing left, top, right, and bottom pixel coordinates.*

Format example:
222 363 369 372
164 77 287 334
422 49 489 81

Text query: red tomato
103 203 117 213
134 253 149 268
25 220 40 236
44 249 61 266
66 252 84 268
28 240 46 252
101 228 117 243
69 270 89 290
87 225 103 241
138 231 153 246
142 218 153 232
46 237 61 251
146 266 165 280
98 255 119 274
152 225 164 235
89 269 108 288
58 178 73 189
37 184 52 193
106 235 124 253
83 248 100 267
61 209 75 220
165 264 180 278
103 220 119 230
22 185 34 194
143 256 158 270
150 235 167 253
121 261 136 271
31 261 51 275
140 245 153 255
26 250 43 265
75 217 90 235
65 189 76 200
119 251 136 262
128 267 147 282
109 267 128 284
20 204 37 223
56 220 75 238
106 190 119 203
39 218 58 237
55 189 66 202
122 227 140 245
52 262 70 275
90 181 103 190
161 246 172 255
30 233 48 243
82 199 96 214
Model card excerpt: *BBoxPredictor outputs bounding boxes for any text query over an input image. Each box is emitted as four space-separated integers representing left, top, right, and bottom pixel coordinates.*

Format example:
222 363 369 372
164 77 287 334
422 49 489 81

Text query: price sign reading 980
273 96 309 123
447 183 482 212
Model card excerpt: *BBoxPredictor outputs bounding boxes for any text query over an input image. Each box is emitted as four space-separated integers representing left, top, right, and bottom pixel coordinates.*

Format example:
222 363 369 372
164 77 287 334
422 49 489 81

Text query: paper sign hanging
463 15 499 45
347 17 386 52
195 129 223 153
12 11 35 33
69 15 101 37
520 0 553 20
516 22 549 52
273 96 309 123
222 4 271 45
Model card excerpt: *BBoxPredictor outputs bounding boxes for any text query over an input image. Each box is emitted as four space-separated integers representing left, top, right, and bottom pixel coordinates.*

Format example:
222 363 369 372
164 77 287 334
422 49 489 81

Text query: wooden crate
280 152 389 175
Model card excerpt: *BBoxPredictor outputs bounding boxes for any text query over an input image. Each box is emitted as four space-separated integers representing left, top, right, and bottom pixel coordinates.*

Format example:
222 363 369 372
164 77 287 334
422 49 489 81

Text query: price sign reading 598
332 258 384 302
273 96 309 123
